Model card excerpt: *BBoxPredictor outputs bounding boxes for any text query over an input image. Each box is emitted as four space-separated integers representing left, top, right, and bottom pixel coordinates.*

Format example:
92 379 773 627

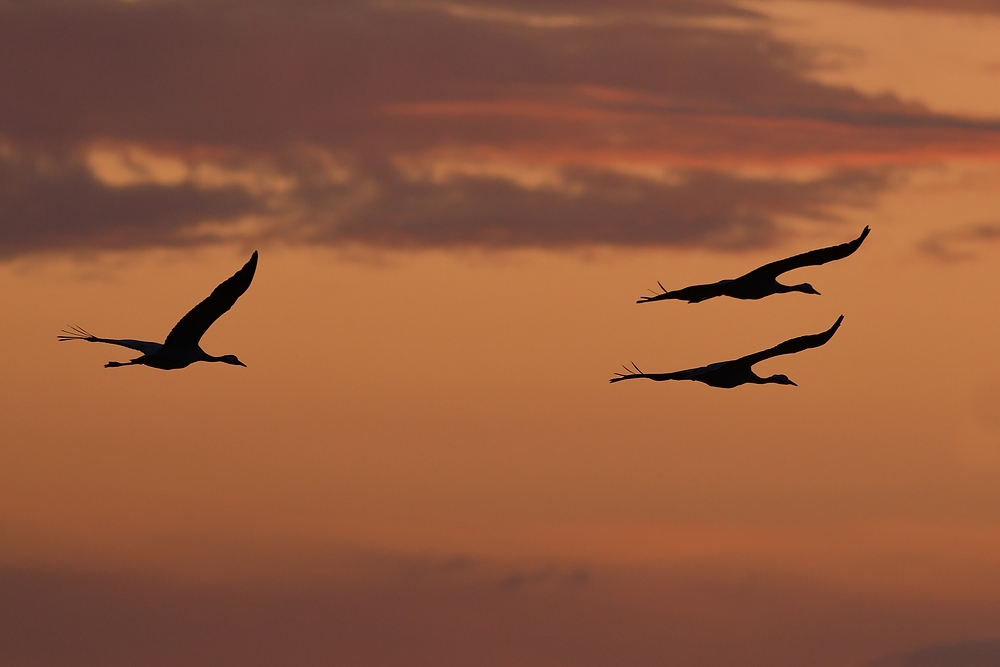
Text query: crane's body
611 316 844 388
60 251 257 370
638 227 869 304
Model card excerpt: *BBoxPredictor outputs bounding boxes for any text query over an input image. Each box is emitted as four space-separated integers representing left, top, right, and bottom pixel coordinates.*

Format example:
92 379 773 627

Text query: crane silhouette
59 251 257 370
638 227 869 304
610 315 843 388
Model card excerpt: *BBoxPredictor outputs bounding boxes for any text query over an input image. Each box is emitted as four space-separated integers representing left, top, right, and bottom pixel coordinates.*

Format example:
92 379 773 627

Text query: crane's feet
58 325 97 342
610 362 643 383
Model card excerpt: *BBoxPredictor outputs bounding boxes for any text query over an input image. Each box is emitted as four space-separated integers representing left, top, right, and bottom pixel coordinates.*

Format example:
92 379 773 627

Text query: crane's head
795 282 820 295
765 374 797 386
219 354 247 367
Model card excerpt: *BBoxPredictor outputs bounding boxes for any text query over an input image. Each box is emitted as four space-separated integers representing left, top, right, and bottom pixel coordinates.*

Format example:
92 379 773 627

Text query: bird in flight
610 315 843 388
59 251 258 370
637 226 869 304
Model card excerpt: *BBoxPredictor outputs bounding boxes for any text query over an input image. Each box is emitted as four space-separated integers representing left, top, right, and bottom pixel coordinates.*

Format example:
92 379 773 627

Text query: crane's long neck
196 349 233 364
205 352 246 367
757 373 796 386
776 282 819 295
190 348 216 362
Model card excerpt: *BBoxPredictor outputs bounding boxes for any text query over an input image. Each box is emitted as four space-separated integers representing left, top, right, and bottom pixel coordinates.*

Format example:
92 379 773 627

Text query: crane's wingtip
239 250 259 272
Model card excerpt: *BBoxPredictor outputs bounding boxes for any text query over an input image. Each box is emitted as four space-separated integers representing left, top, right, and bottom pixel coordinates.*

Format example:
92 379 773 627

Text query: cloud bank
2 0 1000 256
3 561 1000 667
870 640 1000 667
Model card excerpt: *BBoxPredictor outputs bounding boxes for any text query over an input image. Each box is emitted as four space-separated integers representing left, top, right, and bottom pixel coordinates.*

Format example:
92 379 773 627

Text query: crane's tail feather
636 282 671 303
58 325 97 342
611 362 644 382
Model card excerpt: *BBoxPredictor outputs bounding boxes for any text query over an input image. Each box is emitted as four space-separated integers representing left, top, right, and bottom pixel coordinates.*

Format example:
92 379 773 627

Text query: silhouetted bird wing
163 251 258 347
736 315 844 368
744 226 869 280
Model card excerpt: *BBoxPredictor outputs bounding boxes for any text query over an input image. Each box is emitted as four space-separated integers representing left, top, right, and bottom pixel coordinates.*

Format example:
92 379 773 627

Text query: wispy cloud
918 222 1000 262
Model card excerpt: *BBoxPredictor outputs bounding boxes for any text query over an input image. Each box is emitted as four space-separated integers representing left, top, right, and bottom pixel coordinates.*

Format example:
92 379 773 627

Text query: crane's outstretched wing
637 281 726 304
58 326 162 355
736 315 843 368
745 226 869 280
164 251 258 347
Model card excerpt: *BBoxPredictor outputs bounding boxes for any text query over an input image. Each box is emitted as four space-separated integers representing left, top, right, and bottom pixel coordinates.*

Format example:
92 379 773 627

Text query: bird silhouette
637 227 869 304
59 251 257 370
610 315 843 388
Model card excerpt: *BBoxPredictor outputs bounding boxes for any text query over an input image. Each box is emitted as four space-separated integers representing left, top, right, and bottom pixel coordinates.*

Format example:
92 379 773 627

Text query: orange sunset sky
3 1 1000 665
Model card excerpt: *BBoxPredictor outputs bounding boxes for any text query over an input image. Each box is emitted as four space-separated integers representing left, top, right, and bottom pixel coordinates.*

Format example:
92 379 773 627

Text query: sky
2 0 1000 665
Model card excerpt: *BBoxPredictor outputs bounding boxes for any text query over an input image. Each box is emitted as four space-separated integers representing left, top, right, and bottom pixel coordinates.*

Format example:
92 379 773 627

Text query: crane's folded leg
105 360 138 368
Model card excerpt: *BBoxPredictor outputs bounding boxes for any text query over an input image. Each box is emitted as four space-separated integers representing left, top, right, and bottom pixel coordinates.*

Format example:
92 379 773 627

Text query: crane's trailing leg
58 325 98 342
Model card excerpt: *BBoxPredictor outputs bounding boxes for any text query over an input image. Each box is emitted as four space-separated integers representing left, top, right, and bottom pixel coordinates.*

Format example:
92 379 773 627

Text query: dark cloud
842 0 1000 13
0 0 979 148
500 565 590 589
0 142 889 254
868 640 1000 667
1 0 998 256
331 165 890 249
3 563 1000 667
0 144 264 257
501 565 555 589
